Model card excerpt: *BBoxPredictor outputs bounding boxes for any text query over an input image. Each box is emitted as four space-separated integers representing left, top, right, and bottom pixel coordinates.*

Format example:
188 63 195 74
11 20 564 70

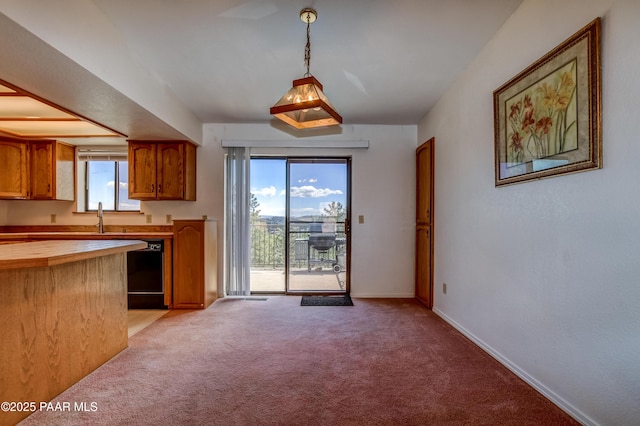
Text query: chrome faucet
97 201 104 233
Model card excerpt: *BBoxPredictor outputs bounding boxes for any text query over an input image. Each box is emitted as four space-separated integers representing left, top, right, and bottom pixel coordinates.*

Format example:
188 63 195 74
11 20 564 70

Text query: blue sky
87 161 139 211
250 159 347 219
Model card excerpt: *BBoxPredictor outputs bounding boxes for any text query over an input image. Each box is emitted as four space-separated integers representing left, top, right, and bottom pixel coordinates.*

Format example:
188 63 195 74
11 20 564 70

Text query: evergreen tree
322 201 345 222
250 193 261 223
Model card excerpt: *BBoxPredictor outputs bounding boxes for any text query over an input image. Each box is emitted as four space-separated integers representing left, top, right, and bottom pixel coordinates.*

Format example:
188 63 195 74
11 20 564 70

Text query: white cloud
253 186 277 197
106 181 128 188
290 185 343 198
297 178 318 184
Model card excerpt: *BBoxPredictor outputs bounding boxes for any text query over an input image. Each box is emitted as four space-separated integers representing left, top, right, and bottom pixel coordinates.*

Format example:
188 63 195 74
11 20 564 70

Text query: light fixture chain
304 14 311 77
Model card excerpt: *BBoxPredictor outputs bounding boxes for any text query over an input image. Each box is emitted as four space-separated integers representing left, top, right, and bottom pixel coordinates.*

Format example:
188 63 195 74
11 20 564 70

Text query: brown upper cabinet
128 140 196 201
0 138 75 200
29 141 75 200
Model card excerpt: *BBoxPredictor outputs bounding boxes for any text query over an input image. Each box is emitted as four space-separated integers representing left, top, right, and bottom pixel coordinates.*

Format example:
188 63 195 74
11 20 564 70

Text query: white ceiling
0 0 524 142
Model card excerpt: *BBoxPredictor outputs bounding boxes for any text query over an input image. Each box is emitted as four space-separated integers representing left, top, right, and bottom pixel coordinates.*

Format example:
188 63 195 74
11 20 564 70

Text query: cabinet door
156 143 184 199
0 140 28 199
128 142 157 199
173 220 205 308
29 141 54 199
416 139 433 224
415 225 432 308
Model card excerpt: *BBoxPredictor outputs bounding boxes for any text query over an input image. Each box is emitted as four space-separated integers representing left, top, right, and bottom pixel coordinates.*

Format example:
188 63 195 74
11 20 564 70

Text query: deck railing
250 221 346 270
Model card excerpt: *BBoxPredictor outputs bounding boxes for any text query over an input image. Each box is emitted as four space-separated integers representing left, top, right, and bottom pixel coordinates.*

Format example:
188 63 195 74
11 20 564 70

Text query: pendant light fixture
270 8 342 129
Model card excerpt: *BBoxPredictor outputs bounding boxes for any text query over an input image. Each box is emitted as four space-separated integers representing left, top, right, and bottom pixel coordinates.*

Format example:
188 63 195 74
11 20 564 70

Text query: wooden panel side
55 142 76 201
183 142 197 201
204 221 217 308
0 254 128 425
163 237 173 308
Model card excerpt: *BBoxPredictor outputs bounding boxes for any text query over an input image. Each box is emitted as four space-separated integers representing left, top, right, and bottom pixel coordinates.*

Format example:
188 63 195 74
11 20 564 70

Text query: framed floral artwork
493 18 602 186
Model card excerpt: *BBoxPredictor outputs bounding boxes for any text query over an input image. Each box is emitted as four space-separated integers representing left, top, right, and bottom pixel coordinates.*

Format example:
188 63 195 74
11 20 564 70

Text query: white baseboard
433 307 597 426
350 292 415 298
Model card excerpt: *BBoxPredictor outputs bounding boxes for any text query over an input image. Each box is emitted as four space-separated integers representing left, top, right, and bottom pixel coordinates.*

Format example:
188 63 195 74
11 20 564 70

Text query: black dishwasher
127 239 167 309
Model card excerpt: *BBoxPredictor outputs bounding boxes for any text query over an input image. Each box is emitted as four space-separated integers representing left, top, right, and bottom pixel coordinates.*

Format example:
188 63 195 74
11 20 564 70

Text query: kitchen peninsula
0 239 146 426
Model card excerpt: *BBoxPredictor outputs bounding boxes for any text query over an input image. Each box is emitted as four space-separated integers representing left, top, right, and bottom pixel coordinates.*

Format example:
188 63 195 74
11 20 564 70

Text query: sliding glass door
249 157 350 294
287 159 349 293
249 158 287 293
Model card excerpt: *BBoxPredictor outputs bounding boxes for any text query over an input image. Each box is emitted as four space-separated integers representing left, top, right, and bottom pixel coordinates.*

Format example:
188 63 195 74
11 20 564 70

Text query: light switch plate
358 215 364 224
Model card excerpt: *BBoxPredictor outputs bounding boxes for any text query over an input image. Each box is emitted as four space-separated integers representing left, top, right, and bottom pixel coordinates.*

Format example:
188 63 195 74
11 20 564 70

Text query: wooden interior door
416 138 434 308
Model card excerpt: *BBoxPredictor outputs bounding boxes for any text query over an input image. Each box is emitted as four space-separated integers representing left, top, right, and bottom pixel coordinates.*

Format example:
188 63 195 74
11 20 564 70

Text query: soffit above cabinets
0 81 125 141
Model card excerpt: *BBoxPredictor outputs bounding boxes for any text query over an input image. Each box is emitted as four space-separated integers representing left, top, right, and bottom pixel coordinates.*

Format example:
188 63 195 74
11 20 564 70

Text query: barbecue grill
307 222 337 271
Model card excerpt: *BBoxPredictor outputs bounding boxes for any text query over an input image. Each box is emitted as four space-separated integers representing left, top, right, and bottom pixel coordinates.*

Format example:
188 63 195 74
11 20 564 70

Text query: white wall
2 124 417 298
418 0 640 424
0 0 202 144
205 123 418 298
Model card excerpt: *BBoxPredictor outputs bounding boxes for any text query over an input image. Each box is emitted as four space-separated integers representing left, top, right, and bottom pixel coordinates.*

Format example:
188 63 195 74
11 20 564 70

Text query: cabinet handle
158 184 162 193
47 183 50 192
151 184 155 193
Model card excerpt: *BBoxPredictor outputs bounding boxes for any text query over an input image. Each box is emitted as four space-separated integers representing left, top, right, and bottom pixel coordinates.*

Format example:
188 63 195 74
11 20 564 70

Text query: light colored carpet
21 297 577 425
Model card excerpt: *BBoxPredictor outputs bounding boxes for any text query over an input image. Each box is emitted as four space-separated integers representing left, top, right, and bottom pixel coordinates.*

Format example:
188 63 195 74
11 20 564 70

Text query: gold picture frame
493 18 602 186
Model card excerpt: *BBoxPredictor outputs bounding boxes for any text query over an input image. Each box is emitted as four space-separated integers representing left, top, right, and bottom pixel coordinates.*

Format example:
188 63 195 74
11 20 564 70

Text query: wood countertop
0 232 173 240
0 239 147 270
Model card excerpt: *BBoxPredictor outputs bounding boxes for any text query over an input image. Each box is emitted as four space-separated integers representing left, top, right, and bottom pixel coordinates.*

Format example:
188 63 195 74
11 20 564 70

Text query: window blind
76 146 128 161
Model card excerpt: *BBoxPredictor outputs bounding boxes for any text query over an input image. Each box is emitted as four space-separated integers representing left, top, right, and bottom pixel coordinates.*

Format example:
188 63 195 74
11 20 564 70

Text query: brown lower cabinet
172 219 217 309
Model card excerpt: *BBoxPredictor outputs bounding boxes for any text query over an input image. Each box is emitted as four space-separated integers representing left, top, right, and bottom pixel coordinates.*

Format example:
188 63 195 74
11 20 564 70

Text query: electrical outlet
50 214 56 224
202 215 208 221
166 214 172 224
146 214 152 224
443 282 447 294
